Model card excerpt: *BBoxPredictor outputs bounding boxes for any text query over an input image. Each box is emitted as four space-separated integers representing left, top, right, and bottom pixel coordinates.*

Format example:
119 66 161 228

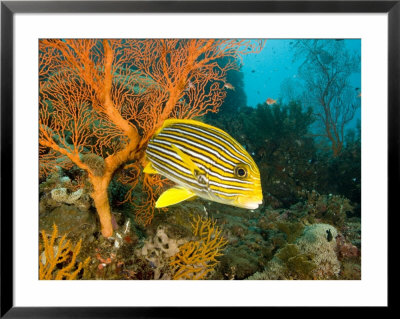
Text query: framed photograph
1 0 394 316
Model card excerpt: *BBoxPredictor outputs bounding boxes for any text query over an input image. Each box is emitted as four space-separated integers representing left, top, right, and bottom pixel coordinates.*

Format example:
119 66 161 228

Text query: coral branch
170 216 228 280
39 224 90 280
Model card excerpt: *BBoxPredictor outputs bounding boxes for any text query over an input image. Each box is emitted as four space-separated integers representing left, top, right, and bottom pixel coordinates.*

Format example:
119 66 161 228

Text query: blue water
241 39 361 128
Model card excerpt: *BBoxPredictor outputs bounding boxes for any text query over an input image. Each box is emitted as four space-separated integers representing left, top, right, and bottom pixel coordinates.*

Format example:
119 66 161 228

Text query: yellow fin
171 144 201 176
143 161 158 174
155 187 197 208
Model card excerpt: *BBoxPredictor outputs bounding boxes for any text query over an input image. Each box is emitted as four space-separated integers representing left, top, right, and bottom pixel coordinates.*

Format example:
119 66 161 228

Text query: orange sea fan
39 39 265 236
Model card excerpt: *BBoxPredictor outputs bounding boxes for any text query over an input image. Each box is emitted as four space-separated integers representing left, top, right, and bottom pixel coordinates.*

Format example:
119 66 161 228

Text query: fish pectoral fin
143 161 158 174
171 144 203 177
155 187 197 208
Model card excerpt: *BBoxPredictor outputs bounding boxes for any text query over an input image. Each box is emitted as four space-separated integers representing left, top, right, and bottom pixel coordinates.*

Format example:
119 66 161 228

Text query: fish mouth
237 196 263 210
242 200 263 210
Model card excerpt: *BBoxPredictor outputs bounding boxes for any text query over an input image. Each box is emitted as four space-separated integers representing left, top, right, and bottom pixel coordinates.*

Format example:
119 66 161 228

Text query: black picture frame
1 0 394 317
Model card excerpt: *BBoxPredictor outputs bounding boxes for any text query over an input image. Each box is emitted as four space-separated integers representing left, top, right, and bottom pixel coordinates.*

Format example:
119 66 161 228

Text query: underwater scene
39 39 361 280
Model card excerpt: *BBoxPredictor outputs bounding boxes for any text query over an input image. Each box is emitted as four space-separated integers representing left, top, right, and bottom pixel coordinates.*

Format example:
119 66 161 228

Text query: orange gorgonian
39 39 265 237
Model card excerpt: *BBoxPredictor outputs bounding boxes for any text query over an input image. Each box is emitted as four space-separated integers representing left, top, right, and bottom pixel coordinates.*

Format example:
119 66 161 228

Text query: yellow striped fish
144 119 263 209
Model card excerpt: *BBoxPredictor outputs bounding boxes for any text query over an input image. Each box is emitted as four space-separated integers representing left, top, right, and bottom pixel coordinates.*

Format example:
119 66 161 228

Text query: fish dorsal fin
156 118 229 137
143 161 158 174
171 144 202 177
155 187 197 208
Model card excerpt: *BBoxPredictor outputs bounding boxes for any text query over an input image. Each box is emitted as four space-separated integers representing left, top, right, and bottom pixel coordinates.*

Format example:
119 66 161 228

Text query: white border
14 13 387 307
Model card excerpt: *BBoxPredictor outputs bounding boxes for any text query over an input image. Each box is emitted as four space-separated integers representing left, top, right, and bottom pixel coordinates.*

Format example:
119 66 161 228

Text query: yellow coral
39 224 90 280
170 216 228 280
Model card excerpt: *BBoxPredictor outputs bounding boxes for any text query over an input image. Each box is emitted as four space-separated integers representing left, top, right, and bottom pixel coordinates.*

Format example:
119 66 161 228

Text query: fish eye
234 165 247 178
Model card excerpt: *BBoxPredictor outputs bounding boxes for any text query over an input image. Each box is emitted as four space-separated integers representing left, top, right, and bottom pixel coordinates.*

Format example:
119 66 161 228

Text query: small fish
144 119 263 209
223 83 235 91
251 69 256 73
326 229 333 242
294 139 302 147
266 98 277 105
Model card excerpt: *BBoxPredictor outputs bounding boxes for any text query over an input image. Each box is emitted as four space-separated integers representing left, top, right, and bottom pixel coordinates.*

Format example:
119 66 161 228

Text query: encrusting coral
39 224 90 280
169 215 228 280
296 223 341 279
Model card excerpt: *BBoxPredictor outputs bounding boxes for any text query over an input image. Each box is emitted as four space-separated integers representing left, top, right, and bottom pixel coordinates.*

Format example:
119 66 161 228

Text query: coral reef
39 224 90 280
37 38 362 281
38 176 361 280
